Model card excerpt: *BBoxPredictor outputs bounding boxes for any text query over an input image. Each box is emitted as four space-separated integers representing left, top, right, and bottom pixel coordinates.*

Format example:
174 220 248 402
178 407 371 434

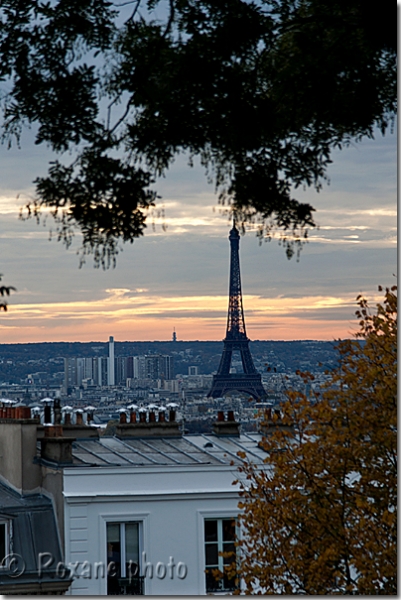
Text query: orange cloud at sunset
0 288 375 343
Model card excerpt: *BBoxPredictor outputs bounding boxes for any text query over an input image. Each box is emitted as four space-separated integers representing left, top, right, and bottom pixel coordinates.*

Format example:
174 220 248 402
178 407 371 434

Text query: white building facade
64 466 240 594
61 432 265 595
0 405 271 595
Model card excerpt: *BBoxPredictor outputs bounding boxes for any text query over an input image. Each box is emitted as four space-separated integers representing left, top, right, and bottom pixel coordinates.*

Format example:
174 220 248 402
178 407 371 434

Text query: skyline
0 128 396 344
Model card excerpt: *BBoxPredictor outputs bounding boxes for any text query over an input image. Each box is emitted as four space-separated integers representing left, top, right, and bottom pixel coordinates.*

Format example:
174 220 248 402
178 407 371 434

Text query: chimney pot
44 405 52 424
53 398 62 424
227 410 235 422
217 410 225 422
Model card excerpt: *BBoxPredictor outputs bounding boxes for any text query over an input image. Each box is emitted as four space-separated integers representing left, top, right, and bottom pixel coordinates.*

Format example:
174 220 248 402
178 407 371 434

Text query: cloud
0 287 383 343
0 129 395 343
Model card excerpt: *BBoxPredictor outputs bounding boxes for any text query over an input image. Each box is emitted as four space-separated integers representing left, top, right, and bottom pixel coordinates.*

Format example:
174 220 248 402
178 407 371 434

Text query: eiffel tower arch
208 223 266 400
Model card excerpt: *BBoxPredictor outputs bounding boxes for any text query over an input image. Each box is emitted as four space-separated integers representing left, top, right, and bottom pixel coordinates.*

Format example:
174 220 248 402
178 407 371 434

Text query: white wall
63 466 241 595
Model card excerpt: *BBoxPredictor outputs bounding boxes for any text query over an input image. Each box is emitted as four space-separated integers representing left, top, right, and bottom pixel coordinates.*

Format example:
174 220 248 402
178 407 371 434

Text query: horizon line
0 338 347 345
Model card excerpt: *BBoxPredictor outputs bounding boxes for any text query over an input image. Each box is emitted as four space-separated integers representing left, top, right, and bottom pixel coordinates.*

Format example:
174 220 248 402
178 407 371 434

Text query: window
204 518 237 593
106 522 143 595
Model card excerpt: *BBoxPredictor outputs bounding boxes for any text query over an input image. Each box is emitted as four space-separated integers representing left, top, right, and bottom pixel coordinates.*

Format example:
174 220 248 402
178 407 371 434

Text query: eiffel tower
208 223 266 399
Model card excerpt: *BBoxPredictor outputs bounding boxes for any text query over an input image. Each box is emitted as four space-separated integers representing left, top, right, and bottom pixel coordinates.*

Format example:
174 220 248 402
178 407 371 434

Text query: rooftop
69 432 267 467
0 480 72 594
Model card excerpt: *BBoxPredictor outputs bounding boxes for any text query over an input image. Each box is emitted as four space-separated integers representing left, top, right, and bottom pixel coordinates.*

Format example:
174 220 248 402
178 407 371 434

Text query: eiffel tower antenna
208 223 266 399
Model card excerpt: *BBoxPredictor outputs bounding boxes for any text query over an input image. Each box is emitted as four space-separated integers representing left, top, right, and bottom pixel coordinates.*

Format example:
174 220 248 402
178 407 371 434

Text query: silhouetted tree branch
0 1 396 265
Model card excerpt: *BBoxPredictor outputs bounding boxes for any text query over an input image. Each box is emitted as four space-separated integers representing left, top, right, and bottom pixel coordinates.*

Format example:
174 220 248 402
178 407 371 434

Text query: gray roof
0 480 71 592
70 432 267 467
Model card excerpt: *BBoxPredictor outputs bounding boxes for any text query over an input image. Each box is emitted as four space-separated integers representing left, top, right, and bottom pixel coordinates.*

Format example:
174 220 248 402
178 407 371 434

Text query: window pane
204 520 218 542
205 543 218 566
125 522 139 576
107 523 121 581
224 571 236 590
107 523 120 544
0 524 5 563
223 542 236 564
222 519 236 541
205 568 221 592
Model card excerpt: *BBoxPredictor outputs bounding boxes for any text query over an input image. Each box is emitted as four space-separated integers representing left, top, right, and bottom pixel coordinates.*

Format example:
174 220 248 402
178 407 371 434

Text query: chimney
148 404 157 422
84 406 96 425
128 404 138 423
167 402 178 423
258 406 294 436
0 410 42 491
1 399 17 418
54 398 62 425
213 410 240 437
40 425 75 464
62 405 73 425
41 397 53 424
158 406 166 422
15 404 32 419
58 407 98 439
115 402 181 439
31 406 41 422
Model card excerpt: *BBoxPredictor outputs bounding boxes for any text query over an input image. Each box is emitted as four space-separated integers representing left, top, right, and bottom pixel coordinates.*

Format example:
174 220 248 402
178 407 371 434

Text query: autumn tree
0 1 396 265
233 285 397 594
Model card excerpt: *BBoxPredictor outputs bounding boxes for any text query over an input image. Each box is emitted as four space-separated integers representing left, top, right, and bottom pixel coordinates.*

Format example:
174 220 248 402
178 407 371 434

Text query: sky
0 127 396 344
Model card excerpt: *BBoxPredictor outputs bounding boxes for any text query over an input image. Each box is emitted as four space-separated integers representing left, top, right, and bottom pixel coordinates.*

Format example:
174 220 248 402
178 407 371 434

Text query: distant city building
108 336 115 386
115 356 128 385
64 357 96 389
126 355 134 379
158 379 180 393
132 354 174 381
133 355 146 379
145 354 174 380
63 347 174 391
188 366 199 376
64 357 75 390
96 356 109 387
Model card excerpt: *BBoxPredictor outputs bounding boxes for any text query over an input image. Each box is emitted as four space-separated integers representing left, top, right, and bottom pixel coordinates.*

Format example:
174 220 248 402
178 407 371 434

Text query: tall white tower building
108 336 115 386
